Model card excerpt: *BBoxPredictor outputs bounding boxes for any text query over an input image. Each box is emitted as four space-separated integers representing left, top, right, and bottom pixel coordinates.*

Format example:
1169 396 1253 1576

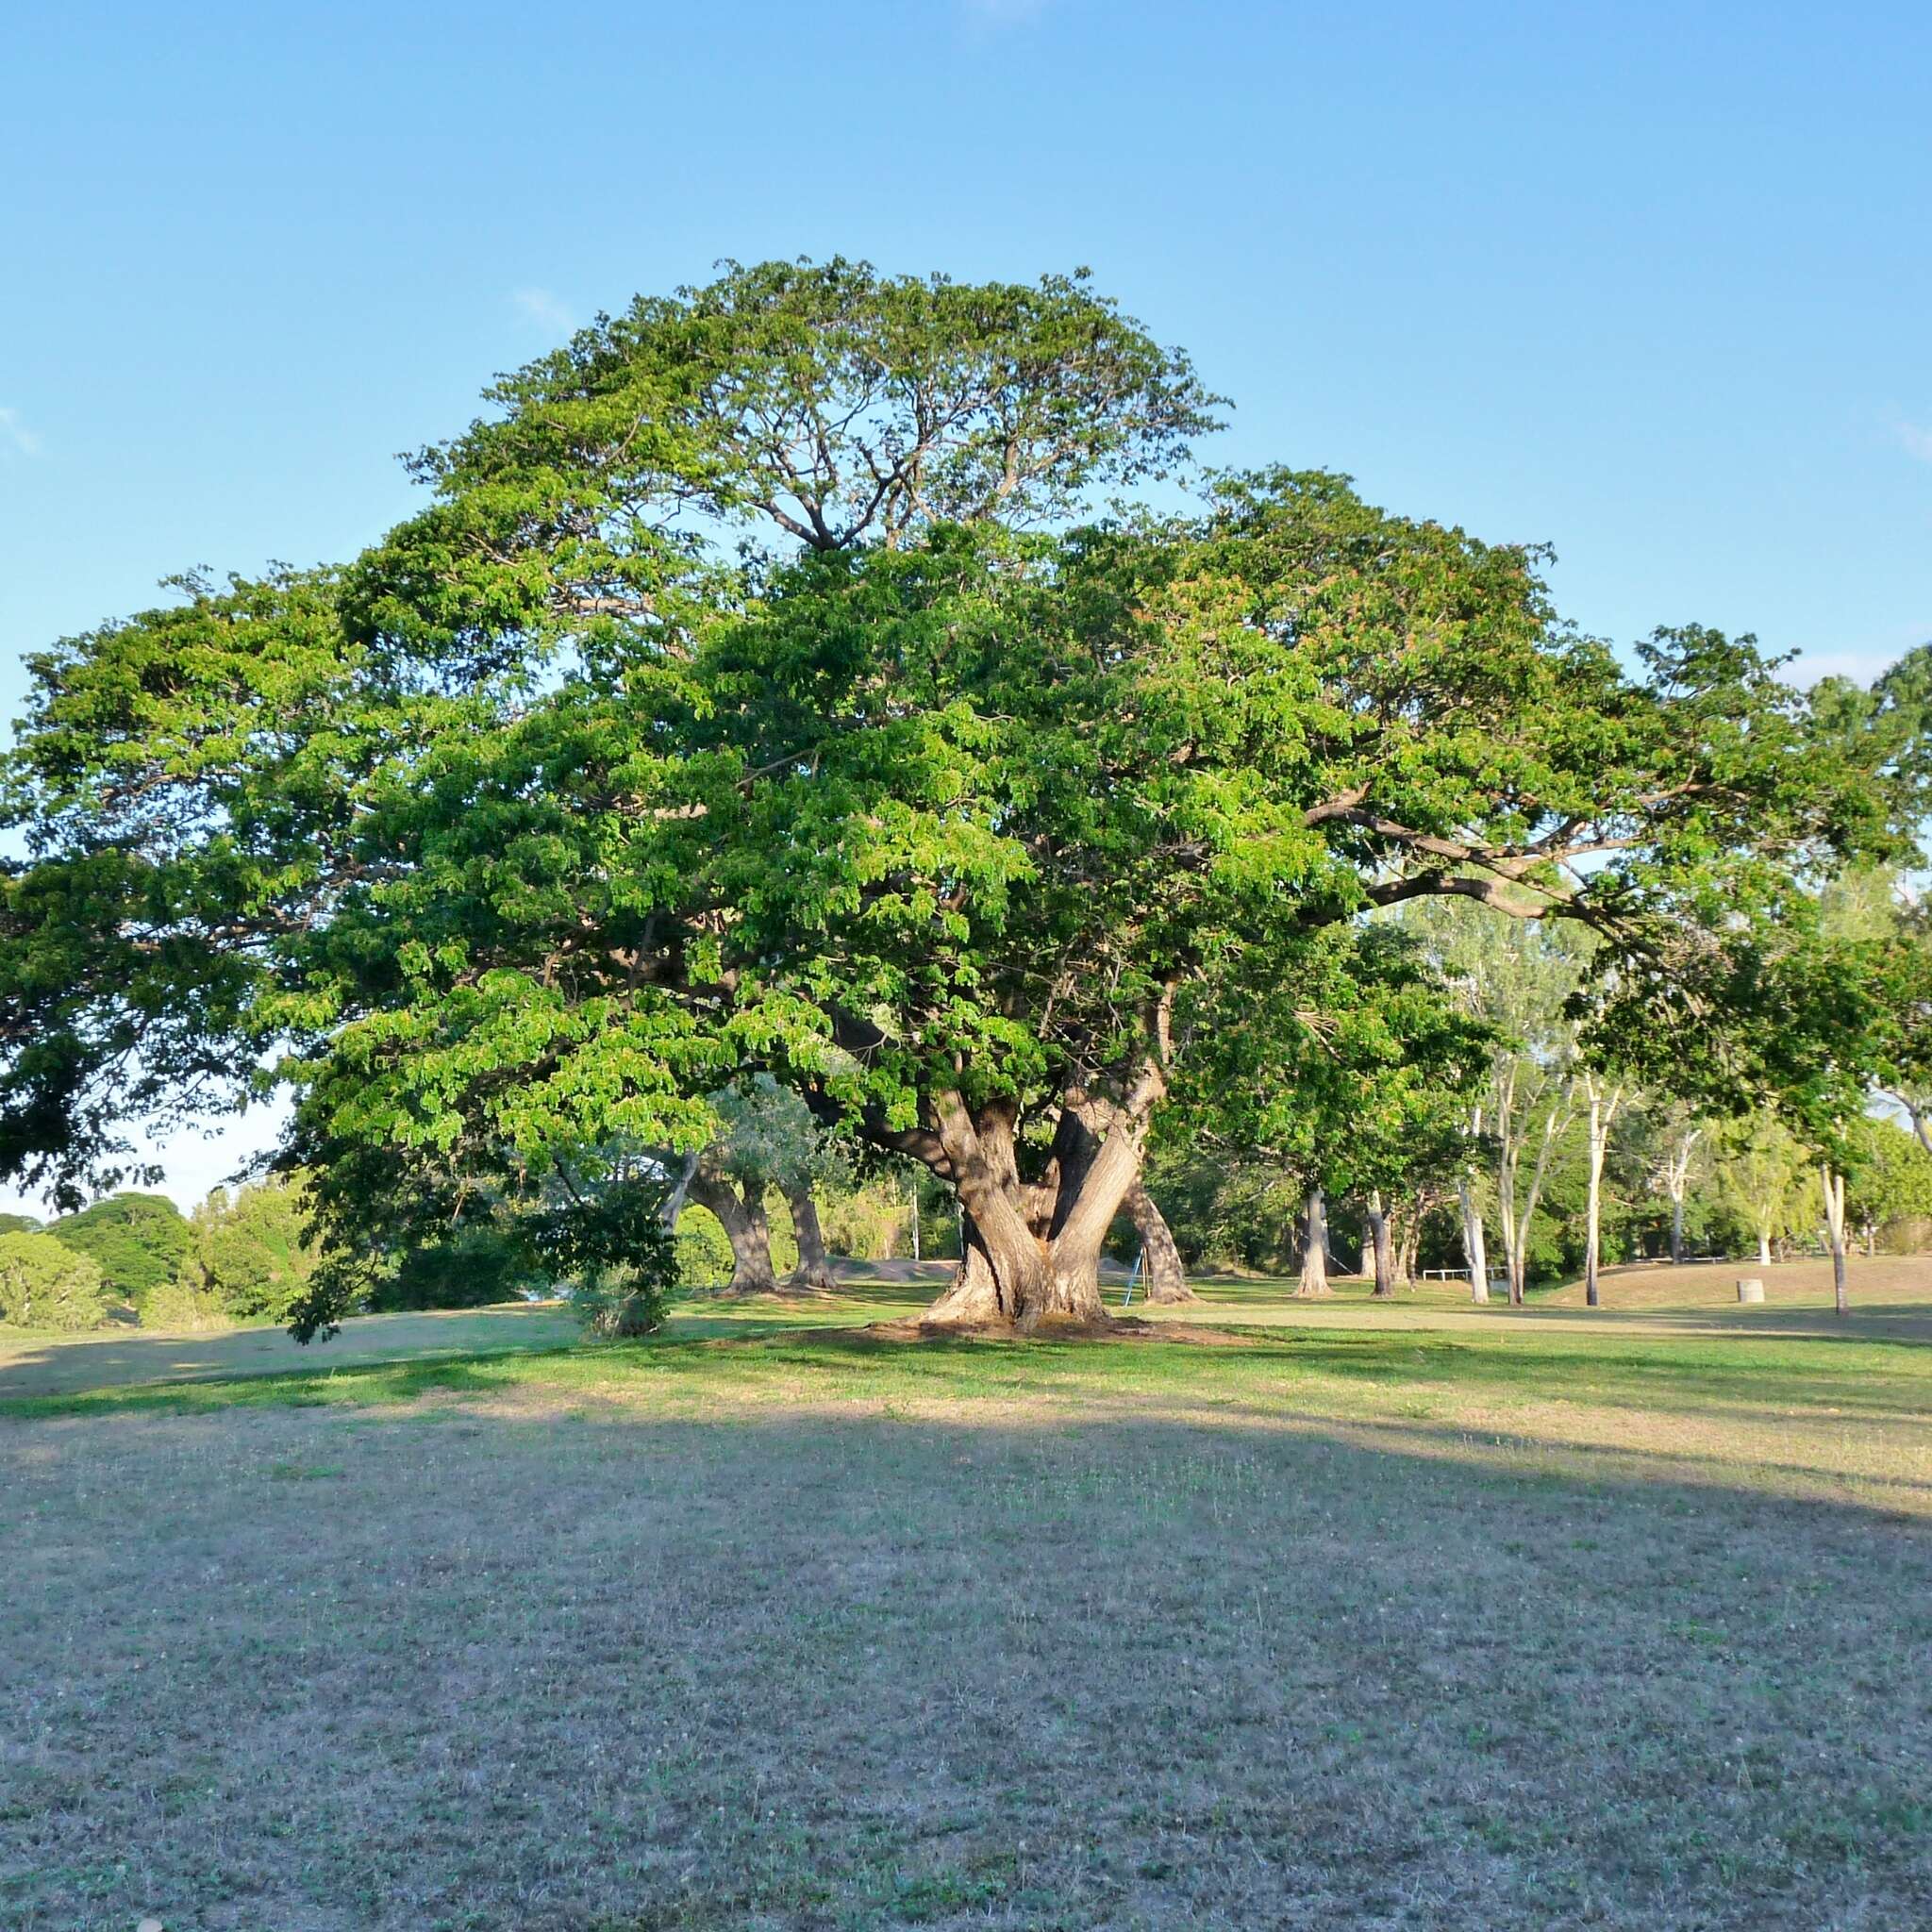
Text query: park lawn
3 1292 1930 1930
0 1286 936 1402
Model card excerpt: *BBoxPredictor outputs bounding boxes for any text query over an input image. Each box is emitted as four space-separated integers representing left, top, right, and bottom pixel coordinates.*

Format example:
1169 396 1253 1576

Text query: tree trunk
1662 1126 1699 1264
1822 1166 1848 1316
1396 1210 1422 1289
1128 1183 1194 1302
886 1034 1174 1333
661 1147 700 1229
919 1079 1159 1329
686 1169 778 1295
1459 1171 1490 1304
1366 1191 1394 1298
1757 1227 1773 1267
1583 1080 1621 1310
1296 1187 1332 1296
924 1214 1008 1324
783 1186 838 1293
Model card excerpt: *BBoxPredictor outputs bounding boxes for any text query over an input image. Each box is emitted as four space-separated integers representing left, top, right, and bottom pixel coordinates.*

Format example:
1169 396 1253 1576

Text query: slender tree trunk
783 1186 838 1293
661 1147 700 1229
1128 1183 1194 1302
1822 1166 1848 1316
1585 1091 1604 1308
1296 1188 1332 1296
1662 1126 1699 1264
686 1169 778 1295
1459 1170 1490 1303
1400 1213 1422 1288
1583 1079 1622 1310
1757 1226 1773 1267
1366 1191 1394 1298
1509 1093 1572 1307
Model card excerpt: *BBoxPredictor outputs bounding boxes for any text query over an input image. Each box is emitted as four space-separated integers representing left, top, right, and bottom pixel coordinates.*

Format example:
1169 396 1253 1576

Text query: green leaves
1 259 1923 1317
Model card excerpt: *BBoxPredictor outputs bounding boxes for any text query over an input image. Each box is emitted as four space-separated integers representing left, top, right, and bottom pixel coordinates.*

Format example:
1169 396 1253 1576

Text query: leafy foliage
177 1178 320 1323
47 1191 189 1311
0 1229 109 1330
0 260 1923 1328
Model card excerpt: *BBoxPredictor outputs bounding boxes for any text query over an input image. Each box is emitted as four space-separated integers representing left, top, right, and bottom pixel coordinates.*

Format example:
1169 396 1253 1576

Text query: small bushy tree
179 1178 319 1322
0 1230 108 1330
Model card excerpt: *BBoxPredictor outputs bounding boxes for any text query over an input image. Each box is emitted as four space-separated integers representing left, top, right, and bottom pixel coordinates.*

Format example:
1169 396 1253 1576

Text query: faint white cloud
512 286 576 336
1890 415 1932 463
0 407 42 458
961 0 1054 22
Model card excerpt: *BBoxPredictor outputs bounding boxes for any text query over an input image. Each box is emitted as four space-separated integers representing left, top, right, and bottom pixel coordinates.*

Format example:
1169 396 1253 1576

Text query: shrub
0 1231 110 1331
141 1273 228 1331
675 1208 737 1289
572 1266 663 1339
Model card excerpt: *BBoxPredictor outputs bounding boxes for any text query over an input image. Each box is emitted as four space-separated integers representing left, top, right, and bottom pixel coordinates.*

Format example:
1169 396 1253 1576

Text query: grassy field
4 1262 1930 1929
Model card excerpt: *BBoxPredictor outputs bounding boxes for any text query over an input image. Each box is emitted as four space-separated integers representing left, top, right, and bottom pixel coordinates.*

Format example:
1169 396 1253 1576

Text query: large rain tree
0 259 1909 1334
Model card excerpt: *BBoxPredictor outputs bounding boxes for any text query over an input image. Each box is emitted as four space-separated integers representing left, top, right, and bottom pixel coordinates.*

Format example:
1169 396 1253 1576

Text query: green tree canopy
178 1177 320 1323
0 260 1920 1337
0 1229 108 1331
46 1191 189 1310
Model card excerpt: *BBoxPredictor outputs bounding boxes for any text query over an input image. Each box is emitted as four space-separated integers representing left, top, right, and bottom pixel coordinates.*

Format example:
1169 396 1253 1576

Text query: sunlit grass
6 1265 1931 1929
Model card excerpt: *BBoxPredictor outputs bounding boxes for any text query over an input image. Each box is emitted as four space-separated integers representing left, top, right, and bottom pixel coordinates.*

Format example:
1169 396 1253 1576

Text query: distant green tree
1707 1110 1811 1265
673 1208 738 1289
47 1191 189 1311
684 1076 840 1294
0 1230 108 1330
0 1211 41 1235
1841 1114 1932 1250
179 1178 319 1322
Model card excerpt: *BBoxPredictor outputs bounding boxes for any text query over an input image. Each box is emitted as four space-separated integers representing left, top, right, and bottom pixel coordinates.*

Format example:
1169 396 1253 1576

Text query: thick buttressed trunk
784 1186 838 1293
918 1037 1171 1330
1296 1188 1332 1297
1366 1191 1394 1298
686 1167 778 1295
1129 1182 1194 1302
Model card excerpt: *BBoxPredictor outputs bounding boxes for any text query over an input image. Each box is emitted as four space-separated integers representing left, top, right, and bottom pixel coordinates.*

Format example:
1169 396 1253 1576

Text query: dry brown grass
4 1291 1931 1930
1542 1254 1932 1311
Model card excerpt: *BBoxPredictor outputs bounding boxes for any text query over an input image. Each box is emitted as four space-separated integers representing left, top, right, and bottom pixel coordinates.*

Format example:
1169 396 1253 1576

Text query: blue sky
2 0 1928 1208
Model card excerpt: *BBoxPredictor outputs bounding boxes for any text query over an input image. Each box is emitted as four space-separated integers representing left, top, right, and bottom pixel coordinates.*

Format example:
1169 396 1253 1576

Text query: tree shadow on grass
3 1388 1930 1932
